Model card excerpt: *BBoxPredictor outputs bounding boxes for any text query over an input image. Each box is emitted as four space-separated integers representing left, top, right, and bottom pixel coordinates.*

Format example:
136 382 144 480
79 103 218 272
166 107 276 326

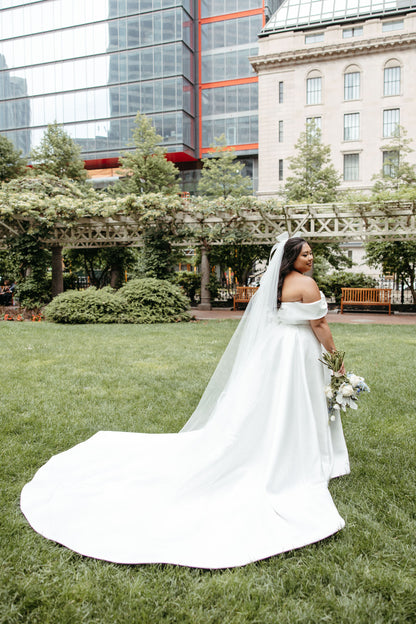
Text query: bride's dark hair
276 237 308 309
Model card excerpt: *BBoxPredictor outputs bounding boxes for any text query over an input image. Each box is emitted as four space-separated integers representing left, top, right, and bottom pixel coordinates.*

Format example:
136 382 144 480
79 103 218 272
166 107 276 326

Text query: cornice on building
250 32 416 72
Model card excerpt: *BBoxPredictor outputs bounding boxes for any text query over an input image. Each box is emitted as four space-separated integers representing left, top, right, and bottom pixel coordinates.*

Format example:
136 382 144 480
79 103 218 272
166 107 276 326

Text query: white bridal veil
182 232 289 432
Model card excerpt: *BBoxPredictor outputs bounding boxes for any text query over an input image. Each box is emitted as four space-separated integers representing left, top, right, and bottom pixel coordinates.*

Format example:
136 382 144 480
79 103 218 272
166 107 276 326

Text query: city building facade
0 0 281 191
252 0 416 197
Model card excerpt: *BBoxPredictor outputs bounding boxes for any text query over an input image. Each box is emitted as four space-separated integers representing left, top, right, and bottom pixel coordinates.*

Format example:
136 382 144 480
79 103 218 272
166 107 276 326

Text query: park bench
233 286 258 310
341 287 392 315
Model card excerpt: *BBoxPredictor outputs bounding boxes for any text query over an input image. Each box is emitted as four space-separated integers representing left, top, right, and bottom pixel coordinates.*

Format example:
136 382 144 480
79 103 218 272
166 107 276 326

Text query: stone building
251 0 416 198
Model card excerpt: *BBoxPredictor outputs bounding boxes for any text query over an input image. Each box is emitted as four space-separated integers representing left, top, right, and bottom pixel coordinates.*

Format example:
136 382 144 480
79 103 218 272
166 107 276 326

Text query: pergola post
110 264 122 289
51 245 64 298
198 244 211 311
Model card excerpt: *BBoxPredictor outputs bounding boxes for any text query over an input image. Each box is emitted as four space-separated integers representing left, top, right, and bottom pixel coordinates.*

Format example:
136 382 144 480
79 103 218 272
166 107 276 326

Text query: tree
366 240 416 304
197 135 253 199
65 247 138 290
0 134 27 182
120 112 180 195
209 244 270 285
31 122 87 181
284 122 341 203
372 125 416 193
0 174 102 305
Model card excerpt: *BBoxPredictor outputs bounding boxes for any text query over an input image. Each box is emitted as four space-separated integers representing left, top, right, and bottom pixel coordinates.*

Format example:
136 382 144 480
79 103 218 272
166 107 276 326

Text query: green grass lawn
1 321 415 624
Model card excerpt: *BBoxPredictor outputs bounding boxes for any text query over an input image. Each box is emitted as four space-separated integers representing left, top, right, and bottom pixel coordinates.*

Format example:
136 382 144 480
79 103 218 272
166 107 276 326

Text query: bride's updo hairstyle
276 237 307 309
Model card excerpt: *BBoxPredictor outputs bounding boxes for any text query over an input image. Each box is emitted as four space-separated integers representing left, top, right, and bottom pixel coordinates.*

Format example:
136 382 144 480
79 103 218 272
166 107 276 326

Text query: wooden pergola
1 200 415 308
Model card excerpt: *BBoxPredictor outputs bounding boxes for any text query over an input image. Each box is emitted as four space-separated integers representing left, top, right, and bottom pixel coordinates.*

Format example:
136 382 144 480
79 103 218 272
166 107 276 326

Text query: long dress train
20 293 350 569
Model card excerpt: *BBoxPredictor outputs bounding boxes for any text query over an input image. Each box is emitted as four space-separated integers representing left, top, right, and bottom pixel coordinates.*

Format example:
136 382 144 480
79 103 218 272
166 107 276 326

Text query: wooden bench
233 286 258 310
341 287 392 315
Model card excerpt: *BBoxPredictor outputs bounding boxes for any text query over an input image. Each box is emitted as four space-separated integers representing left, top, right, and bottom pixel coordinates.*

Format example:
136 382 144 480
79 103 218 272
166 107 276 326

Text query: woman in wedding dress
21 234 350 569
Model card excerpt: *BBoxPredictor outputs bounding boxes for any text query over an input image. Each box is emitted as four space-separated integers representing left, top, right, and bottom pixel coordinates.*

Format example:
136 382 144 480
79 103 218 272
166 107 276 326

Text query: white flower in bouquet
330 404 340 421
341 383 354 397
319 350 370 422
348 373 363 388
336 392 358 411
324 385 334 399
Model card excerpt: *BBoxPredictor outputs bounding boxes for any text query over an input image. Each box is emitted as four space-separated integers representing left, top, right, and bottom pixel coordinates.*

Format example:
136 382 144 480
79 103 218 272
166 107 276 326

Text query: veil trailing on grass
181 232 289 432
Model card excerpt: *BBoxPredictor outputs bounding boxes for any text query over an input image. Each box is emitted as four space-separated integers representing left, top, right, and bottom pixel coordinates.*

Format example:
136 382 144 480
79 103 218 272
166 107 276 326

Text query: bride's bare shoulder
281 273 320 303
299 275 321 303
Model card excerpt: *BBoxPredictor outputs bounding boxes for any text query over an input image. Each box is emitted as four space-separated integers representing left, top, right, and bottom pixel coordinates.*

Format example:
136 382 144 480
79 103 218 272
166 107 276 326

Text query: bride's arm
301 278 345 372
309 318 345 374
309 316 336 353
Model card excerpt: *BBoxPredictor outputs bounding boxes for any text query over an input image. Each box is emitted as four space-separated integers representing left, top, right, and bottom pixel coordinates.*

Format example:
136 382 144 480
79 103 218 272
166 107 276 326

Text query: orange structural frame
197 1 264 158
201 143 258 154
200 8 263 24
201 76 258 90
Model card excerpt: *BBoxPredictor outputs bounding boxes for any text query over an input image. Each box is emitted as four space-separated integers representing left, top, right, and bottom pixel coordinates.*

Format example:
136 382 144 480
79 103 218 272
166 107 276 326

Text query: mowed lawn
1 321 415 624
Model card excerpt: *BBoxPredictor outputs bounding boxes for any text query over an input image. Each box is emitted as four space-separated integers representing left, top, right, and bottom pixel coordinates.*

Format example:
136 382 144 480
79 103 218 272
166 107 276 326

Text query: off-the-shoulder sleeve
278 292 328 322
297 293 328 320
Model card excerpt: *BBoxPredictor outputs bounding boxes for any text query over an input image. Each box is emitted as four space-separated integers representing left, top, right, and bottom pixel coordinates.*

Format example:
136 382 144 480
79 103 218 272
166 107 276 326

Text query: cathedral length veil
182 232 289 432
21 231 350 569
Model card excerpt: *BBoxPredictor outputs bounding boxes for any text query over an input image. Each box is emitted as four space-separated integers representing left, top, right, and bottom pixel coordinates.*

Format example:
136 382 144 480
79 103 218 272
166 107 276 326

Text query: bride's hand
338 362 346 376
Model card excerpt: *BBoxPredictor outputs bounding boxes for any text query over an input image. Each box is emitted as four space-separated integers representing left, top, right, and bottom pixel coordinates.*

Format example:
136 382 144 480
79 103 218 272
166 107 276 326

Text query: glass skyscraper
0 0 281 189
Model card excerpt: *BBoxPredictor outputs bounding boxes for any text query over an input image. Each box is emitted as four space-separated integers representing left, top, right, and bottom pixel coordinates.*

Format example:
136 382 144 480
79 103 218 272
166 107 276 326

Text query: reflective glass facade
262 0 416 34
200 0 262 18
200 8 262 153
0 0 269 182
0 0 194 160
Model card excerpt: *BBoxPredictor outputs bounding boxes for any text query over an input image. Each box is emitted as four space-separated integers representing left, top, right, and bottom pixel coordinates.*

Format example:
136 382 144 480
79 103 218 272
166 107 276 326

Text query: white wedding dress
21 290 350 569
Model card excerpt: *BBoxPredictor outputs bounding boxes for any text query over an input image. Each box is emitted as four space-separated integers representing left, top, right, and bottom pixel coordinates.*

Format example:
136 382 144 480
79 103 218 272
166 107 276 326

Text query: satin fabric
21 294 350 569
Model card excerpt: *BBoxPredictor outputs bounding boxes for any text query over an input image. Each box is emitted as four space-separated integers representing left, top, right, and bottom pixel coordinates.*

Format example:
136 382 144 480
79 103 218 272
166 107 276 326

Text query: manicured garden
1 321 415 623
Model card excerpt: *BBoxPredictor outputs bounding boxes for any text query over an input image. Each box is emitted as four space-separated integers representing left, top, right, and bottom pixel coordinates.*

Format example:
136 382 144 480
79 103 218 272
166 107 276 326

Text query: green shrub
17 276 51 310
118 278 190 323
43 287 125 323
207 273 220 300
172 271 200 305
44 279 190 324
317 271 377 304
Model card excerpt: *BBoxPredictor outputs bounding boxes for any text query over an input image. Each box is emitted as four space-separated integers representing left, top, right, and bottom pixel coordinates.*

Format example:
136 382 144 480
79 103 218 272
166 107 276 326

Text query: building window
278 81 283 103
306 76 321 105
278 159 283 181
343 26 363 38
384 66 401 96
344 72 360 100
383 150 399 177
305 32 324 43
344 113 360 141
306 116 322 141
382 20 403 32
278 120 283 142
343 153 359 181
383 108 400 137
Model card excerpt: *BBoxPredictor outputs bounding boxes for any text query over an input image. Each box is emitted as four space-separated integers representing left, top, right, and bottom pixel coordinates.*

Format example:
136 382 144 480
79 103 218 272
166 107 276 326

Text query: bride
21 234 350 569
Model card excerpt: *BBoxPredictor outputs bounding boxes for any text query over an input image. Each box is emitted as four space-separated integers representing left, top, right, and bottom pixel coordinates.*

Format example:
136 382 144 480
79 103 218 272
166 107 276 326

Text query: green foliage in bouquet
319 350 346 391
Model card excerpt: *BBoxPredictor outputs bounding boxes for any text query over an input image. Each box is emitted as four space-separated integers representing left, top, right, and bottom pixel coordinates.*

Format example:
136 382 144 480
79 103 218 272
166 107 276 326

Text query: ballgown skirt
21 303 350 569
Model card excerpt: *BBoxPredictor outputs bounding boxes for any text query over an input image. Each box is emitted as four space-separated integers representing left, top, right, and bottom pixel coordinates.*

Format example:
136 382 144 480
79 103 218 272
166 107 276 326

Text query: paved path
191 308 416 325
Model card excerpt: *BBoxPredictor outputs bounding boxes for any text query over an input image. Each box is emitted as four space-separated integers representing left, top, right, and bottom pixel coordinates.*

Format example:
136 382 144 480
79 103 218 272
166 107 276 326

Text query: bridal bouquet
319 350 370 421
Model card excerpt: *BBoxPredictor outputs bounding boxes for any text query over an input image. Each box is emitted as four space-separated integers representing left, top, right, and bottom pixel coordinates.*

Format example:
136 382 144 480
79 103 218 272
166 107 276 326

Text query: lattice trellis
0 202 415 249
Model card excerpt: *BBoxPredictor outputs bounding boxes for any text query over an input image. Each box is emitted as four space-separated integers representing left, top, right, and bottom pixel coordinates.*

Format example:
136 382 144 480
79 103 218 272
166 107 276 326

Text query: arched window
306 70 322 105
344 64 361 101
384 59 401 96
